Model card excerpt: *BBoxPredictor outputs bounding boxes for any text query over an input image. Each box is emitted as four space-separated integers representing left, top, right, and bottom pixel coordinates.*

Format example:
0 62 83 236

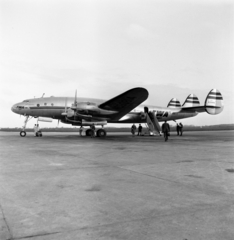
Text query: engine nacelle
60 119 70 124
139 112 147 120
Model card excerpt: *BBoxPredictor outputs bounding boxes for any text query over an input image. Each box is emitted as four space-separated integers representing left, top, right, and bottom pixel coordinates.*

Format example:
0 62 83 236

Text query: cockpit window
17 106 24 109
23 100 29 102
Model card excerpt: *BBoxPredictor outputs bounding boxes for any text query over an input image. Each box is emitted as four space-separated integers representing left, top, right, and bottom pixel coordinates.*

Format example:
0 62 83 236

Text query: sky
0 0 233 128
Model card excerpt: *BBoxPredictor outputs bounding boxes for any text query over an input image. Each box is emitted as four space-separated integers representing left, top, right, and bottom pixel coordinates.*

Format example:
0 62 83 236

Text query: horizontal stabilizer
167 98 181 108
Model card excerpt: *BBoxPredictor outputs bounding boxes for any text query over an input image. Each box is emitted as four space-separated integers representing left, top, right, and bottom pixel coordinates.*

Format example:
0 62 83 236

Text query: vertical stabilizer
182 94 200 108
167 98 181 108
205 89 224 115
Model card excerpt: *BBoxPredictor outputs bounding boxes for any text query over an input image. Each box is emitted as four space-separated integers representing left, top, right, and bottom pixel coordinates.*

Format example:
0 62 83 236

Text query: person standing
179 123 183 136
79 126 84 136
131 124 137 136
162 121 170 141
138 124 143 136
90 124 95 137
34 124 37 137
176 123 180 136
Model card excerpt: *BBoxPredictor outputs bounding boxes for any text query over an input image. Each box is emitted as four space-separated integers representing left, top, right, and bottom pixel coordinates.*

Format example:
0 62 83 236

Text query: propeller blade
74 90 77 107
65 97 67 113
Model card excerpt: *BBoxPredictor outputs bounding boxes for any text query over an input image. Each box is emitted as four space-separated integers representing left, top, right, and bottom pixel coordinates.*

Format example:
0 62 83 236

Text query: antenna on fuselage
41 93 45 98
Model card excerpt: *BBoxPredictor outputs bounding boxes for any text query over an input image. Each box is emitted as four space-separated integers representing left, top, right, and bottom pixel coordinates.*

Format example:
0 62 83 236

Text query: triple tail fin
167 98 181 108
182 94 200 107
180 89 224 115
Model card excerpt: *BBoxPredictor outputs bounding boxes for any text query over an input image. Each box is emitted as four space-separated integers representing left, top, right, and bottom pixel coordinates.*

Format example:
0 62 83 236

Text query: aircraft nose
11 104 17 113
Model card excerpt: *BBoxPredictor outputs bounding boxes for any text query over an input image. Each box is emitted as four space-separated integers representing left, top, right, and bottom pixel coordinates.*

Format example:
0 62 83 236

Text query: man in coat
137 124 143 136
162 121 170 141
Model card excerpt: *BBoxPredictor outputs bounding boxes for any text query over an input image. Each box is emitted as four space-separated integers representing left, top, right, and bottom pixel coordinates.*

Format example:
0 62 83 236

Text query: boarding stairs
145 111 161 136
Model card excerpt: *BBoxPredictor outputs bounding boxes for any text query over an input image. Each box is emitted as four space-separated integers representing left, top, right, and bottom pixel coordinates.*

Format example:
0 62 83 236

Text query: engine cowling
139 112 146 120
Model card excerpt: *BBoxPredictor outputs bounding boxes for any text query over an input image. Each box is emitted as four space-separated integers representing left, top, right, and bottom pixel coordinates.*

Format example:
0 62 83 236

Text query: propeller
73 90 77 121
65 97 67 113
62 95 75 118
74 90 77 108
62 97 68 116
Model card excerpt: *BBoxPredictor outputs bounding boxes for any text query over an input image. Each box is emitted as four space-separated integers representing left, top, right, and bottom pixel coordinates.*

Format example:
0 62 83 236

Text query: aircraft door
144 107 149 113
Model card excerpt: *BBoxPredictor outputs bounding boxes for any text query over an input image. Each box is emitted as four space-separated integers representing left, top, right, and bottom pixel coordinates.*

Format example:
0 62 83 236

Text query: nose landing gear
20 115 30 137
20 115 34 137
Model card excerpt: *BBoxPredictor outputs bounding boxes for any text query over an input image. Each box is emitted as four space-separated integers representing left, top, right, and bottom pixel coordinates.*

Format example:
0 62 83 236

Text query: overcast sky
0 0 233 128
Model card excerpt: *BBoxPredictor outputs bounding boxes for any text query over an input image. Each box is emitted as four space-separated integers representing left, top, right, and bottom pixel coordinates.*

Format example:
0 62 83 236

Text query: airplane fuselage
11 96 197 125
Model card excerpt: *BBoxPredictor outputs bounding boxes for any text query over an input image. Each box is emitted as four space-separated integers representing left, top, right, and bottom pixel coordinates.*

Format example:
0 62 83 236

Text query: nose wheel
20 131 26 137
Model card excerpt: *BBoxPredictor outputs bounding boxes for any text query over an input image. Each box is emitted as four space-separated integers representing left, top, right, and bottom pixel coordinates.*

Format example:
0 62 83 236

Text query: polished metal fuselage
11 96 197 124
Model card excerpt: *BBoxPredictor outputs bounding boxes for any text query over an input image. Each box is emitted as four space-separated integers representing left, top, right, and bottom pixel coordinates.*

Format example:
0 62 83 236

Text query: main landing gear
85 128 107 137
35 131 42 137
96 129 106 137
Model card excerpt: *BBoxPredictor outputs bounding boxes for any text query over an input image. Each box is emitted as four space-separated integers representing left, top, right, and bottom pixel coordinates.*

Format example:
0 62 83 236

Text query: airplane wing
98 87 148 120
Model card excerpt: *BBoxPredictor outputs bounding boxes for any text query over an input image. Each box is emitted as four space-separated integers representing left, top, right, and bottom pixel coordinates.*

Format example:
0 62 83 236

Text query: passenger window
51 103 54 106
44 103 47 106
37 104 40 107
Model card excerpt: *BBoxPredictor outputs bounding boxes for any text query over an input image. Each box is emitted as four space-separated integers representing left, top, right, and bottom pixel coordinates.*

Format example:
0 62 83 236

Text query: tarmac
0 130 234 240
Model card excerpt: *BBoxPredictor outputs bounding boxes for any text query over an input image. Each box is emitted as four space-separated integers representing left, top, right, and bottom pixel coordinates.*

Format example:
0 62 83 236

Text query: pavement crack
115 166 226 195
116 166 181 184
0 202 13 240
13 231 60 240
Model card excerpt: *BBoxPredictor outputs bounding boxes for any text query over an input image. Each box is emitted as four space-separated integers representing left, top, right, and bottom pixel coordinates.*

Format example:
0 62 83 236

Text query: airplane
11 87 224 137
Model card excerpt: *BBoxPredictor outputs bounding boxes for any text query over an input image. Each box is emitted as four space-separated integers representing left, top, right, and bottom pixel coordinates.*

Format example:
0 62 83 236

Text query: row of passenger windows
36 103 54 107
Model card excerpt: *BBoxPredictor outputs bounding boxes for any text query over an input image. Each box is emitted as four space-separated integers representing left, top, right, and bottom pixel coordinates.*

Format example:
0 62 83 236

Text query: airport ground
0 130 234 240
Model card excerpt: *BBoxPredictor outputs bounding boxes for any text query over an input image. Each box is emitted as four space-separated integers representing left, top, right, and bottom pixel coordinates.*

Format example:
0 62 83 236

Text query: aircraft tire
97 129 106 137
20 131 26 137
86 129 93 136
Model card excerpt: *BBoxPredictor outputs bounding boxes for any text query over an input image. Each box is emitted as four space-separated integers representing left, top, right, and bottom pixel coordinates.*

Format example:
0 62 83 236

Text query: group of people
176 122 183 136
161 121 184 141
131 121 183 142
131 124 143 136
